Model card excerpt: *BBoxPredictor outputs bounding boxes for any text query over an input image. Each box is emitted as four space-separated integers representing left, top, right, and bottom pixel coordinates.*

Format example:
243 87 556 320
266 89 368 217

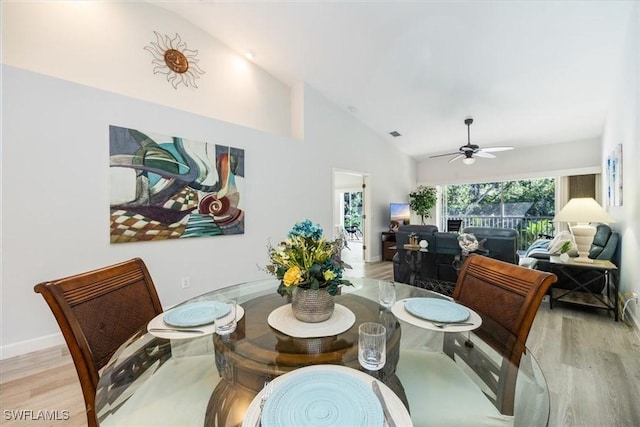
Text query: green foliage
343 192 362 228
444 178 556 249
409 186 437 224
445 178 555 217
524 218 553 237
560 240 572 254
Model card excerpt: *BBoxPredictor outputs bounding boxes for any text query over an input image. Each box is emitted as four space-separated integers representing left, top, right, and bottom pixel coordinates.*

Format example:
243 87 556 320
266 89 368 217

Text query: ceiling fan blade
448 154 464 163
474 151 496 159
480 146 514 153
430 151 462 158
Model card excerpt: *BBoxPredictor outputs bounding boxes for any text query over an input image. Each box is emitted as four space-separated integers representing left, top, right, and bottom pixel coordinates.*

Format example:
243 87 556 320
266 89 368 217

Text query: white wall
417 138 601 186
1 1 292 138
601 4 640 328
0 3 416 358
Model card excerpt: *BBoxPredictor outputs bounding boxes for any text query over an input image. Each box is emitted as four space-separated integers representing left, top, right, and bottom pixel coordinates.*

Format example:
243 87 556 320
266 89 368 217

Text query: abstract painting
109 125 244 243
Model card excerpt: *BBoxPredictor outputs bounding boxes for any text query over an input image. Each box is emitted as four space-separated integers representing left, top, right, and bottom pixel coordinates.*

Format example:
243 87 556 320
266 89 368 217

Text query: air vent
389 131 401 137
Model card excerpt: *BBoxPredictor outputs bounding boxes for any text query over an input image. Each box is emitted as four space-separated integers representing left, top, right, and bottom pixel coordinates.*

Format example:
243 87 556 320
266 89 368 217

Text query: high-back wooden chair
446 254 556 415
398 254 556 424
34 258 165 427
452 253 557 345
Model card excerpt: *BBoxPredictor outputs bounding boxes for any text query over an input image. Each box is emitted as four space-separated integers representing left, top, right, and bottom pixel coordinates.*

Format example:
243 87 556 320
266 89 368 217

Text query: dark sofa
392 225 519 290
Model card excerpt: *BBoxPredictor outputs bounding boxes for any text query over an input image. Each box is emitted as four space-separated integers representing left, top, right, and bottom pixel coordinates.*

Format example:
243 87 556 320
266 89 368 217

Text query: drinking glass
215 299 237 335
358 322 386 371
378 280 396 308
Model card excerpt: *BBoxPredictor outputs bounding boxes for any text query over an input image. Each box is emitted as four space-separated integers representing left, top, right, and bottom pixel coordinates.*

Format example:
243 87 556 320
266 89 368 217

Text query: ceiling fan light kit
431 117 514 165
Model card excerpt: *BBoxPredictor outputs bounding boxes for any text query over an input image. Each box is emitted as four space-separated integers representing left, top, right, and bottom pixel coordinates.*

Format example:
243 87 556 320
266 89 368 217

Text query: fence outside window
444 215 555 251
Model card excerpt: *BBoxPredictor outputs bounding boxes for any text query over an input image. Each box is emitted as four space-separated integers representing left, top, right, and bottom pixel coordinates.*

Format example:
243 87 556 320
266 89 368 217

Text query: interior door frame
332 169 372 263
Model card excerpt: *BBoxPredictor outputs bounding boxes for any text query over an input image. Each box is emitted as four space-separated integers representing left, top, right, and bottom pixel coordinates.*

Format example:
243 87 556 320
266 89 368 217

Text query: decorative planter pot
291 287 335 323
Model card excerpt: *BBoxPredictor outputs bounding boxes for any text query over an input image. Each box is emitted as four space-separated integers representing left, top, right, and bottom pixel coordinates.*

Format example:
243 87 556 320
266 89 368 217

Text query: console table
548 256 619 321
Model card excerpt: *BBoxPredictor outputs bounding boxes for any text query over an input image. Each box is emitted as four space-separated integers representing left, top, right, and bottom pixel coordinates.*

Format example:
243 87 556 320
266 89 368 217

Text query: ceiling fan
430 118 514 165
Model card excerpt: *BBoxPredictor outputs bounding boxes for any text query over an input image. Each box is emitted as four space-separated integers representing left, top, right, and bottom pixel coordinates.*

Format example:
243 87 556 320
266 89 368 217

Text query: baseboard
0 332 64 360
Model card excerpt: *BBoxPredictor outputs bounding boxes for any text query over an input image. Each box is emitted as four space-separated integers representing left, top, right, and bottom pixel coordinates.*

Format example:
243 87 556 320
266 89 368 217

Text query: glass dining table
95 278 549 427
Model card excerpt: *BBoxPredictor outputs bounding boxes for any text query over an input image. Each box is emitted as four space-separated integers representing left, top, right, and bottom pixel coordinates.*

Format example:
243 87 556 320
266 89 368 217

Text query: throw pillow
547 231 578 255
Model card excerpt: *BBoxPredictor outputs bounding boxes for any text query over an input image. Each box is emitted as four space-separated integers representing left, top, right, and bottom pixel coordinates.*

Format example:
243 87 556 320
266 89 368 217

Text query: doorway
333 170 371 267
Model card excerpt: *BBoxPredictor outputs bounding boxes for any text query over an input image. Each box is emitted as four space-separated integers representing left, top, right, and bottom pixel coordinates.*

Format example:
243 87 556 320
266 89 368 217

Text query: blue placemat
262 370 383 427
404 298 470 323
163 301 230 327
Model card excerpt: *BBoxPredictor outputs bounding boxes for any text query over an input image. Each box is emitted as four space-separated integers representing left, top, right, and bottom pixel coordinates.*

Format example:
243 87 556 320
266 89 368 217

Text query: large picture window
442 178 555 250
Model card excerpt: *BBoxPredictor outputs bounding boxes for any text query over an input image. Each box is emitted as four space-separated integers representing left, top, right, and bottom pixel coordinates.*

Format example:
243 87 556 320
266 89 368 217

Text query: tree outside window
443 178 555 249
343 192 362 229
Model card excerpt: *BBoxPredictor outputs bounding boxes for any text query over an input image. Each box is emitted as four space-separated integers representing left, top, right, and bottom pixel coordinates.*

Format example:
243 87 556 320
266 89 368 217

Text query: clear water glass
378 280 396 308
358 322 386 371
215 299 237 335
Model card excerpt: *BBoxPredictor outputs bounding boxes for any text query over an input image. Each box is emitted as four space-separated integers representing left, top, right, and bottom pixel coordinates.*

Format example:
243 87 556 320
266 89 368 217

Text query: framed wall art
109 125 245 243
606 143 623 207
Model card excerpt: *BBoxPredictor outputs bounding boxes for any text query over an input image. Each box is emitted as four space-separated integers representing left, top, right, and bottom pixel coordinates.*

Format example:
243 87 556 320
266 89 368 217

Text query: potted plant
266 220 352 322
409 185 437 225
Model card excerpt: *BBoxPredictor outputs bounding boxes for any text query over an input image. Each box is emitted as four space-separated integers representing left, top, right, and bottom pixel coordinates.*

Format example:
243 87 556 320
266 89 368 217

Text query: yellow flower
323 270 336 281
283 266 303 287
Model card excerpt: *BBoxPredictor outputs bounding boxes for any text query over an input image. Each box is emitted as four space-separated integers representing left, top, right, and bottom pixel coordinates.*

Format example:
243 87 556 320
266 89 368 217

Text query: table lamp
553 197 615 263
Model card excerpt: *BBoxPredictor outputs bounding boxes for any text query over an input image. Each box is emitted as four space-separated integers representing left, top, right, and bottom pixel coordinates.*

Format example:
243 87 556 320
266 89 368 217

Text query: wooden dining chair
34 258 166 427
397 254 556 425
452 253 557 346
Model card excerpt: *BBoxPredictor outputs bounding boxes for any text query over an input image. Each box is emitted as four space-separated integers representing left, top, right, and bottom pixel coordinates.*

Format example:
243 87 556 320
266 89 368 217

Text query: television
390 203 410 230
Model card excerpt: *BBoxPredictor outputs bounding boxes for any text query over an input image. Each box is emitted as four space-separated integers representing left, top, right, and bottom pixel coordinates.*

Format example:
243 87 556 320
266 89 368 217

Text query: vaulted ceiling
153 1 634 160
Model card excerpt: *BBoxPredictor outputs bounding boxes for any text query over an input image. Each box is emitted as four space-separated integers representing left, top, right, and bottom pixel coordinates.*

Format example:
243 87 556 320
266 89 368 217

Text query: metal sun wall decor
606 143 623 206
144 31 205 89
109 125 245 243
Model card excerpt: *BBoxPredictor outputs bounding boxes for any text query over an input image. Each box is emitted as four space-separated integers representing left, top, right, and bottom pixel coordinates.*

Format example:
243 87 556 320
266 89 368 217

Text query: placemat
242 365 413 427
267 304 355 338
261 370 382 427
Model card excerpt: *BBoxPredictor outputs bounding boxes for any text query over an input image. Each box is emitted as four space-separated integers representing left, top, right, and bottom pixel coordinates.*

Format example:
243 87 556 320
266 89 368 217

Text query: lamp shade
553 198 615 223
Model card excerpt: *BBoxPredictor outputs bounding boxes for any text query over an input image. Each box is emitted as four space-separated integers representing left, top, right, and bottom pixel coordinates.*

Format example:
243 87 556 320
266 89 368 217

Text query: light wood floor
2 260 639 427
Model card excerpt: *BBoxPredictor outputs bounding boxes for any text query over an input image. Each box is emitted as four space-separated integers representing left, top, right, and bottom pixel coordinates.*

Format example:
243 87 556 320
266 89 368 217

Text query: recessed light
244 51 255 60
347 105 358 113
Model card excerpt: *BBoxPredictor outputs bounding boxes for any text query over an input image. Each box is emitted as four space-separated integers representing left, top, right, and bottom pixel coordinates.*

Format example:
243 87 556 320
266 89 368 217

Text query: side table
548 256 619 321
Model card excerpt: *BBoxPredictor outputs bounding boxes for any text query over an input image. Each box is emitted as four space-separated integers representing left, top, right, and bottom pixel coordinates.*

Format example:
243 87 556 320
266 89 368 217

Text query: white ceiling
153 1 634 160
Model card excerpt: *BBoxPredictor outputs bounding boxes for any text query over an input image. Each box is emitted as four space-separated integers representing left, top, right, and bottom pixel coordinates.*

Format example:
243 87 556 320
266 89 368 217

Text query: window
442 178 555 250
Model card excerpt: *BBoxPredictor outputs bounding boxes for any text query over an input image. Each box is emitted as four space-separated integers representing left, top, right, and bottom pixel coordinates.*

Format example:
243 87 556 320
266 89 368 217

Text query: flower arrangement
266 220 352 297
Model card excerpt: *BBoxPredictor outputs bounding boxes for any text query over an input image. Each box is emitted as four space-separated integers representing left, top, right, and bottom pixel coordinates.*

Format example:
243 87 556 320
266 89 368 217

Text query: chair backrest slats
61 269 146 305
